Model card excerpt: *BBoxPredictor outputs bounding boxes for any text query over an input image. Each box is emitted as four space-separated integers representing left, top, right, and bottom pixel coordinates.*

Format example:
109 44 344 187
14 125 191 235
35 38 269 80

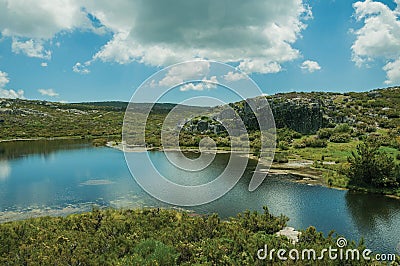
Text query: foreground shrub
0 207 391 265
329 133 351 143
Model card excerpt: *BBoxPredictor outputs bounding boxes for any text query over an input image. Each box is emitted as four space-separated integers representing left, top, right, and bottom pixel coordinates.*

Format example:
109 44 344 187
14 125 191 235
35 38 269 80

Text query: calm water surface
0 139 399 254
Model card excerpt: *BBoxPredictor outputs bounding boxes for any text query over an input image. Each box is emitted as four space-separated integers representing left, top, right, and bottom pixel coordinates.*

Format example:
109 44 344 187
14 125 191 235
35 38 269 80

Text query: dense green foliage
0 207 390 265
346 140 400 188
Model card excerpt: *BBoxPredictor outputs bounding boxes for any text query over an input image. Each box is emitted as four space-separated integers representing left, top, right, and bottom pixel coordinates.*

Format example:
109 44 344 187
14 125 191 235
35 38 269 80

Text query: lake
0 139 399 254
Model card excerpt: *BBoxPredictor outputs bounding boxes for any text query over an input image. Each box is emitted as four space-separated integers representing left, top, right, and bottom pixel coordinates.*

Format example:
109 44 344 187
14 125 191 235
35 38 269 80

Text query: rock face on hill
181 97 327 135
269 100 327 134
225 96 327 134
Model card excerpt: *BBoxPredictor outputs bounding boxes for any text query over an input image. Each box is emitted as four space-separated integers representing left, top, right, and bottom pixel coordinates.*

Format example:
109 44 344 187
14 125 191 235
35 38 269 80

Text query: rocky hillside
230 86 400 134
0 87 398 140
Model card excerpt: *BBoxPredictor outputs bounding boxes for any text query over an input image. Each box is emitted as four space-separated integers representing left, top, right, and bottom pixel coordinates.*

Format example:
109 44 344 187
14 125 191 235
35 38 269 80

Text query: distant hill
75 101 209 114
75 101 129 110
0 86 398 139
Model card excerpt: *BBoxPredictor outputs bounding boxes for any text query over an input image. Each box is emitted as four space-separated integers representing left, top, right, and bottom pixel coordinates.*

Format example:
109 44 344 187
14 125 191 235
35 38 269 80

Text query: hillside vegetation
0 207 391 265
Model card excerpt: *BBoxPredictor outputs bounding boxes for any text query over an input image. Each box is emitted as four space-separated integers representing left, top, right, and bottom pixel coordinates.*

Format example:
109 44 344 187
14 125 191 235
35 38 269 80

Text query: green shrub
126 239 180 266
329 133 351 143
292 139 306 149
334 123 353 133
317 128 334 139
303 137 327 148
277 140 289 150
347 141 399 188
273 152 289 163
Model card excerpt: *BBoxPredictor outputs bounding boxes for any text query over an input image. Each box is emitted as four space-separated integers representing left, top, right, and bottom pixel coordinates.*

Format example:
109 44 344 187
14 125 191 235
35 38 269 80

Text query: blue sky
0 0 399 103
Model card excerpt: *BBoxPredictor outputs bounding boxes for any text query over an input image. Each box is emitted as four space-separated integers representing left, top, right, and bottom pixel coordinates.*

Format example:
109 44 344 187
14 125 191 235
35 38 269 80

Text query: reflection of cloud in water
80 179 115 186
0 160 11 181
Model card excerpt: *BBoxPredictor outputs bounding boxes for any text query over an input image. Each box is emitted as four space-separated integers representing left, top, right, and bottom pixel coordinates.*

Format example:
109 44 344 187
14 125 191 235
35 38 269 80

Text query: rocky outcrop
269 100 327 134
226 97 328 134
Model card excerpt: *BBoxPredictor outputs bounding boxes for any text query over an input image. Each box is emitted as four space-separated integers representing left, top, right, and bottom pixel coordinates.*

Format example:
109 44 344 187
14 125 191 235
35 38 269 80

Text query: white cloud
0 70 24 99
179 76 218 92
12 39 51 59
0 71 9 88
158 61 211 88
72 62 90 74
38 88 59 97
223 71 247 82
0 1 312 74
383 58 400 84
301 60 321 73
238 60 282 74
41 62 48 67
87 1 311 73
0 89 24 99
352 0 400 84
0 0 100 60
0 0 90 39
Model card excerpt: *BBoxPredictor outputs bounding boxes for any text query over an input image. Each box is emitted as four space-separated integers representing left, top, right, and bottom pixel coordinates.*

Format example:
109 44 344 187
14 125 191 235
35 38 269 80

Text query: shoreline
106 141 343 188
106 140 400 199
1 138 398 200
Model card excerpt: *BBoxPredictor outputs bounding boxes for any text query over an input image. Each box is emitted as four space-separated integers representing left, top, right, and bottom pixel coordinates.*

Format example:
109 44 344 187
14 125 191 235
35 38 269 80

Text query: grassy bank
0 207 393 265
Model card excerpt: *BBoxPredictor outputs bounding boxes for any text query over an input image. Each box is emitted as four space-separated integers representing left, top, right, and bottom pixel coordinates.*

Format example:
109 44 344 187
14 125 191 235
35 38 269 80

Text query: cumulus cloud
0 89 24 99
223 71 247 82
38 88 59 97
72 62 90 74
238 60 282 74
41 62 48 67
351 0 400 84
0 1 312 74
301 60 321 73
383 59 400 84
0 0 102 62
179 76 218 92
0 0 90 39
0 71 24 99
88 1 311 73
12 39 51 59
0 71 9 88
158 61 211 88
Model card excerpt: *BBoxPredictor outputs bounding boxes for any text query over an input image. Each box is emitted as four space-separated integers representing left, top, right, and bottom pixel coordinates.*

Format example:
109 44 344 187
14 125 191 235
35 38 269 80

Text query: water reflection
345 191 400 253
0 139 92 161
0 161 10 181
345 191 399 231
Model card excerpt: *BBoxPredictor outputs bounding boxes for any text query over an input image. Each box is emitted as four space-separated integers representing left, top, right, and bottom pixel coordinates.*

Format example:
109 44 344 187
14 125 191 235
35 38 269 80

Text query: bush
126 239 180 265
329 133 351 143
317 128 334 139
273 152 289 163
334 123 353 134
347 141 399 188
292 140 306 149
303 137 328 148
277 128 302 142
277 140 289 150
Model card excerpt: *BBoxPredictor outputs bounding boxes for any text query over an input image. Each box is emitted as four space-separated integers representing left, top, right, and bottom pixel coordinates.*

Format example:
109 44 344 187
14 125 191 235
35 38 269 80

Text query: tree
347 140 399 188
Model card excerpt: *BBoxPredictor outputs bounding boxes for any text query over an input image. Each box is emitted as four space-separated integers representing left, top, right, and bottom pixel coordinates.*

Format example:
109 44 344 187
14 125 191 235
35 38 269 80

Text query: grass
285 139 360 163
